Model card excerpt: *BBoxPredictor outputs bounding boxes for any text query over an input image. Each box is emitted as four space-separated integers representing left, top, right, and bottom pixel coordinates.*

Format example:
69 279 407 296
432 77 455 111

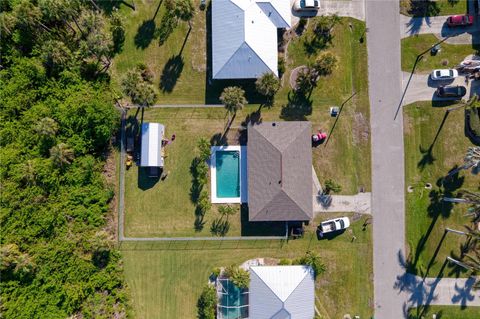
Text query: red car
447 15 474 27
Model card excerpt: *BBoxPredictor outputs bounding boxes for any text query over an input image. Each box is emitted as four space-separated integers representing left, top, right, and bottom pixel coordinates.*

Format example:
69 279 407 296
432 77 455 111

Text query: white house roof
140 122 164 167
249 266 315 319
212 0 291 79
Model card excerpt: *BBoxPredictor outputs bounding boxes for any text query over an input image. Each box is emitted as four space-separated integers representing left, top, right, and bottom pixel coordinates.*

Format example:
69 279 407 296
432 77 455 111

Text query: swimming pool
216 151 240 198
210 146 247 204
217 278 249 319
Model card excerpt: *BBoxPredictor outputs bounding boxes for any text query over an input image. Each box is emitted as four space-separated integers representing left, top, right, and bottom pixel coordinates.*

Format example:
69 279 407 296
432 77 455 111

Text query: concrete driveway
401 71 470 105
291 0 365 26
400 15 480 44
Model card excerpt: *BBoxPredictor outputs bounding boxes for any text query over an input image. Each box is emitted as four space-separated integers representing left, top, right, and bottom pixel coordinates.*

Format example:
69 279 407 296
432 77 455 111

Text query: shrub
469 107 480 137
197 284 217 319
224 265 250 288
278 258 292 265
198 190 211 216
297 250 326 278
278 57 286 77
197 138 211 162
313 51 338 76
324 179 342 194
211 267 221 277
136 62 154 83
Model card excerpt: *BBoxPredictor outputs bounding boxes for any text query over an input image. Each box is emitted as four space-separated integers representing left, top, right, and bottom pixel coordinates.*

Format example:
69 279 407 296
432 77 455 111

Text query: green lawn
401 34 477 73
122 15 371 237
121 213 373 319
400 0 468 17
408 305 480 318
404 101 478 278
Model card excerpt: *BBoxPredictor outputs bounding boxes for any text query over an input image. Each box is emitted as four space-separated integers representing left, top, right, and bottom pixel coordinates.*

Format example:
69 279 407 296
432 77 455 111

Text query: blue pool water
216 151 240 198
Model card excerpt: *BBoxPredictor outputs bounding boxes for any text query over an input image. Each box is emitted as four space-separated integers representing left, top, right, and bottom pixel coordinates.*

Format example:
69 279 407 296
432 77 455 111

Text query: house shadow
138 167 160 190
240 204 287 236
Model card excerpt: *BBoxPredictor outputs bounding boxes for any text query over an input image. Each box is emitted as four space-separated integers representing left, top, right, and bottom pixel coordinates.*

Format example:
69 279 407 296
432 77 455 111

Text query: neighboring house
140 122 165 176
248 121 313 222
249 265 315 319
212 0 291 79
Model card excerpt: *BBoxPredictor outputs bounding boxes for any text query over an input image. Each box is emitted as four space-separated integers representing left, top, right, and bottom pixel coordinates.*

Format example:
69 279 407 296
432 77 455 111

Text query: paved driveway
401 72 469 105
400 14 480 44
291 0 365 26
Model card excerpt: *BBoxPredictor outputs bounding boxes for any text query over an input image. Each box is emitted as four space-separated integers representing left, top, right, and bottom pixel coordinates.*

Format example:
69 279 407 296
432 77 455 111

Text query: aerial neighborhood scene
2 0 480 318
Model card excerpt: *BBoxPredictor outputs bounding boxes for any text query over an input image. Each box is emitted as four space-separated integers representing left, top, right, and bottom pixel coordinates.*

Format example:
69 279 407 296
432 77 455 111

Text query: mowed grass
121 213 373 319
408 305 480 318
123 17 371 237
112 0 207 103
404 101 478 278
401 34 477 73
400 0 468 16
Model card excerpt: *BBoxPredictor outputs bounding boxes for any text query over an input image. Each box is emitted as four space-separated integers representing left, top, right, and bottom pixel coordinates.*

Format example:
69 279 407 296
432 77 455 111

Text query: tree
35 117 59 137
220 86 247 123
197 284 217 319
445 146 480 179
324 179 342 194
297 250 326 278
166 0 194 27
0 244 36 278
218 205 237 220
255 72 280 106
110 10 125 53
443 190 480 223
224 265 250 288
312 51 338 77
121 68 157 106
50 143 75 168
41 40 73 74
121 69 142 99
295 68 317 94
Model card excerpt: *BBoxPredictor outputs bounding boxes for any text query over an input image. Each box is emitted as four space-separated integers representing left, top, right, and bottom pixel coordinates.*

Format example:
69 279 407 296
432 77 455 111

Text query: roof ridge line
282 267 311 303
250 267 285 304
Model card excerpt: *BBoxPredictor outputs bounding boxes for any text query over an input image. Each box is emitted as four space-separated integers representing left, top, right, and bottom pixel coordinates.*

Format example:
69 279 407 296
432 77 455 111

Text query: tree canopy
220 86 247 115
0 0 129 317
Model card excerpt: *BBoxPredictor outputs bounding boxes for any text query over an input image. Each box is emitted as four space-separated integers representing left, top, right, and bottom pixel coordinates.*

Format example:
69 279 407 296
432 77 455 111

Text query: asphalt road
366 0 407 317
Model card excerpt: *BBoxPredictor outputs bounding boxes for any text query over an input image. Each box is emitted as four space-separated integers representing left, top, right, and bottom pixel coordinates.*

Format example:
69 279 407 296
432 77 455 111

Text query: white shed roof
212 0 291 79
140 122 164 167
249 265 315 319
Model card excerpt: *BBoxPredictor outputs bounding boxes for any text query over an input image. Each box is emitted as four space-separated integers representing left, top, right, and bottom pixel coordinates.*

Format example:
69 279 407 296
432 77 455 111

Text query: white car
317 217 350 237
430 69 459 81
293 0 320 11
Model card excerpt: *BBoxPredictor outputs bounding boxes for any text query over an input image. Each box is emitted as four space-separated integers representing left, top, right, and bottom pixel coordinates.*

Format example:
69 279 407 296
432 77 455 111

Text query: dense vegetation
1 0 129 317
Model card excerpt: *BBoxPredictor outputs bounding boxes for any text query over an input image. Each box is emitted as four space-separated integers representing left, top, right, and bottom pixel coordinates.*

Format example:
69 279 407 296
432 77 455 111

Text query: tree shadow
189 157 202 203
237 110 263 145
134 20 156 49
97 0 135 13
408 0 440 17
92 249 110 269
451 276 476 308
160 55 184 93
210 217 230 236
194 206 206 232
417 110 450 169
240 204 286 236
210 132 228 146
280 90 313 121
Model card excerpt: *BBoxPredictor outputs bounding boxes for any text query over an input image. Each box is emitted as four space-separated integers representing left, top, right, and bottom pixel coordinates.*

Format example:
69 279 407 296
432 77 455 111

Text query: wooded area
1 0 129 317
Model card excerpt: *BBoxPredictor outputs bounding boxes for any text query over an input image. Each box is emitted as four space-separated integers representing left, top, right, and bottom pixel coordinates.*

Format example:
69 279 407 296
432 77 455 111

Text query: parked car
317 217 350 237
430 69 459 81
436 85 467 98
447 15 474 27
293 0 319 12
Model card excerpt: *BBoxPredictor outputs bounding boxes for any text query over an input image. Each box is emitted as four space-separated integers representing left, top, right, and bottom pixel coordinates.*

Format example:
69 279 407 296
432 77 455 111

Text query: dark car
447 15 474 27
436 85 467 98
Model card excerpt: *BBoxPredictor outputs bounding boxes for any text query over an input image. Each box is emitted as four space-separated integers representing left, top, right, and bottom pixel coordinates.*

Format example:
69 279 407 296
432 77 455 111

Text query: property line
121 236 287 242
118 107 126 242
125 104 224 108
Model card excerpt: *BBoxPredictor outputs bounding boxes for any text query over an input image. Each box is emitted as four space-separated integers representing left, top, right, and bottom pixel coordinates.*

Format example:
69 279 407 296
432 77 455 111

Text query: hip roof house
248 121 313 222
212 0 291 79
249 265 315 319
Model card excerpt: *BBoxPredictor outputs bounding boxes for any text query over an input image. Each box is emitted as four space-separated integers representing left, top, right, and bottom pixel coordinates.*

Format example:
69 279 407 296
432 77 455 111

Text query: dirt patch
103 143 118 240
289 65 309 90
403 113 413 135
352 112 369 145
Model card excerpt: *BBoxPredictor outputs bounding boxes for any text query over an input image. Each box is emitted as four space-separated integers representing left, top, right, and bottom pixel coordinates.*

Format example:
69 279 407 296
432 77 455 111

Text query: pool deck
210 146 248 204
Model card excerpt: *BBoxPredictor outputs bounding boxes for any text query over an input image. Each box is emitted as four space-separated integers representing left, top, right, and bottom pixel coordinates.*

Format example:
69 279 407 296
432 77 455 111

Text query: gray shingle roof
248 121 313 221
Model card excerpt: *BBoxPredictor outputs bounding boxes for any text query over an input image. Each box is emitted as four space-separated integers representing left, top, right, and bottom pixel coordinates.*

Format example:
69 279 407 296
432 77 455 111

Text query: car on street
447 15 474 27
317 217 350 238
293 0 320 12
435 85 467 98
430 69 459 81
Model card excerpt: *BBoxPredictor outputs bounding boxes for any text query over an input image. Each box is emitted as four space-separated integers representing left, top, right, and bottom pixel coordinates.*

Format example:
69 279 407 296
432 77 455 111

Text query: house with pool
211 121 313 223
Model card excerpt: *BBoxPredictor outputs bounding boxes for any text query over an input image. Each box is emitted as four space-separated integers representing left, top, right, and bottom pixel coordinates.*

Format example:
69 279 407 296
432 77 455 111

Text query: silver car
293 0 320 11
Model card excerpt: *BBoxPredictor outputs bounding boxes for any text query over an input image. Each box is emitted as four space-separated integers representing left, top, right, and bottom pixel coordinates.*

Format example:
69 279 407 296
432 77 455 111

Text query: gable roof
212 0 291 79
249 266 315 319
140 122 164 167
247 122 313 221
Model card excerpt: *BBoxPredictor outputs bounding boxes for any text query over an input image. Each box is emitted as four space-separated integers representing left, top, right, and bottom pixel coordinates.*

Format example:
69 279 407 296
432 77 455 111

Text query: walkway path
400 14 480 44
366 0 406 317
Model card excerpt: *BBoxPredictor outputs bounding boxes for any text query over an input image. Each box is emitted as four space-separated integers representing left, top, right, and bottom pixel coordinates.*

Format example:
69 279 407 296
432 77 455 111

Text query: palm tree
443 190 480 223
219 86 247 125
35 117 59 137
49 143 74 168
166 0 194 28
312 51 338 76
445 146 480 178
255 72 280 106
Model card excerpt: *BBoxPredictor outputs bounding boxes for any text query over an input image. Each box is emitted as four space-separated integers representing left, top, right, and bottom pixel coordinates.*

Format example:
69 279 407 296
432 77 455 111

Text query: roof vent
252 20 254 24
272 122 276 127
